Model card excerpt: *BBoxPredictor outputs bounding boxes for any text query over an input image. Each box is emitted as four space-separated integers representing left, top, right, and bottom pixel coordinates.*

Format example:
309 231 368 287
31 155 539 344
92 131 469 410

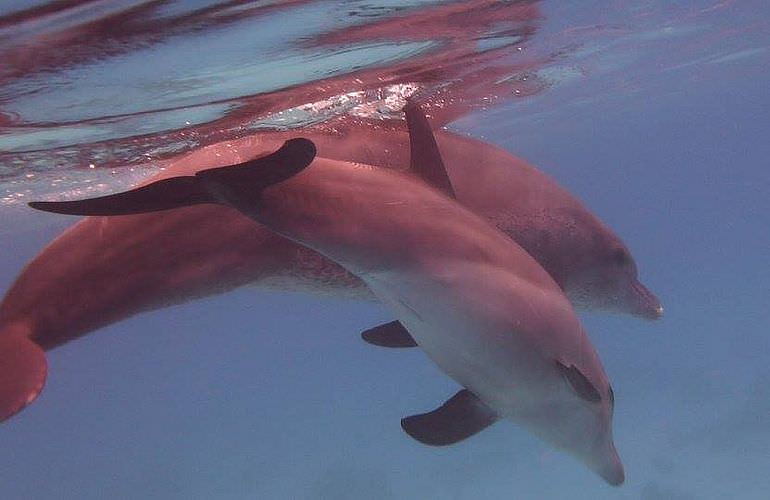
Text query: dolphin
0 113 660 357
0 103 660 419
29 135 625 485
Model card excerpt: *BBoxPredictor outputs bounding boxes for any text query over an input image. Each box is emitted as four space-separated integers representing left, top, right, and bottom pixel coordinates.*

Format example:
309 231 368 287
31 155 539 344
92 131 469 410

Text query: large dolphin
29 134 626 485
0 115 660 354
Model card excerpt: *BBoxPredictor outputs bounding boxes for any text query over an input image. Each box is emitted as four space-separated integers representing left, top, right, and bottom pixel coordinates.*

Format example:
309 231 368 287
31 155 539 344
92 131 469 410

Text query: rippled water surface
1 1 769 499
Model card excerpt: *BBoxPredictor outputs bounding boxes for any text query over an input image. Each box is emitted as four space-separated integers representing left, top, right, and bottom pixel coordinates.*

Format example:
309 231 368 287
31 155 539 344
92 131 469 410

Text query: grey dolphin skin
29 136 625 485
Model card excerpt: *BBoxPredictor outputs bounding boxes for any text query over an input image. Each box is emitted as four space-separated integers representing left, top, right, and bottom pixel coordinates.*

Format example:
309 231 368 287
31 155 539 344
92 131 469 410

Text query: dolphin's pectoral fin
403 100 456 198
29 138 317 216
555 360 601 403
361 321 418 348
28 176 213 216
401 389 498 446
0 334 47 422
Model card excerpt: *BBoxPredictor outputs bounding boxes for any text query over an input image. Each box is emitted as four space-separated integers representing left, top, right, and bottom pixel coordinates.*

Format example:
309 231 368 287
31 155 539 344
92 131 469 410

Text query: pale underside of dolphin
29 131 625 485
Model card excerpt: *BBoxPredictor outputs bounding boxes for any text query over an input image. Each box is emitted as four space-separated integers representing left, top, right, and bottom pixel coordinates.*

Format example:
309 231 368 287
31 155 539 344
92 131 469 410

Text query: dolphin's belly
362 265 554 408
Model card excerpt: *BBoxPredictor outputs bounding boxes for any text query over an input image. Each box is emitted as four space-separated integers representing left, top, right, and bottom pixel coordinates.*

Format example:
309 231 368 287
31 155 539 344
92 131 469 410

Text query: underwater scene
1 0 769 498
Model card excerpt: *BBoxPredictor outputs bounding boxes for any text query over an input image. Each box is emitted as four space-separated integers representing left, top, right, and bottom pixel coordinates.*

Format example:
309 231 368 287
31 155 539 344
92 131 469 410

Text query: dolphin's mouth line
398 298 423 321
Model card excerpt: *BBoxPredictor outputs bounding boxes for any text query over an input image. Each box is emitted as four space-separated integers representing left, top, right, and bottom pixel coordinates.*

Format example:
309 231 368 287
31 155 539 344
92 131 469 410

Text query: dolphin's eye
611 247 629 266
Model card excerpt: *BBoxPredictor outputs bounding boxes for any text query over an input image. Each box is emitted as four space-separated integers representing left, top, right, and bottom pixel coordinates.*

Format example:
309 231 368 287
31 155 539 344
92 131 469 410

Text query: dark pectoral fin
29 176 213 216
361 321 417 348
403 100 456 198
401 389 498 446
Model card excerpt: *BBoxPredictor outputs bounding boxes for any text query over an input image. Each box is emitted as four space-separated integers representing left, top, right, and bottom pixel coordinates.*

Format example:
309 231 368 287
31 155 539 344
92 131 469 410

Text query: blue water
1 0 769 498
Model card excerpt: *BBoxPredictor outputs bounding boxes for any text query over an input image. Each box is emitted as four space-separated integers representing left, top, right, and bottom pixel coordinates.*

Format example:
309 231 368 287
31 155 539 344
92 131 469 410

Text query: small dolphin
29 136 625 485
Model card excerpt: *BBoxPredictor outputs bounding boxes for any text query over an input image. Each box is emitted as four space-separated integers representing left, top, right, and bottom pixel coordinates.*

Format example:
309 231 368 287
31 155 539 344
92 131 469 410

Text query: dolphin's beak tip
633 281 663 320
641 303 664 320
597 456 625 486
642 305 663 320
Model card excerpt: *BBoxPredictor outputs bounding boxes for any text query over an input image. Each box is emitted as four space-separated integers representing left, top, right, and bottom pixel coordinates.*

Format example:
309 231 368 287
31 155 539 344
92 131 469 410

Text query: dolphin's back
252 157 558 292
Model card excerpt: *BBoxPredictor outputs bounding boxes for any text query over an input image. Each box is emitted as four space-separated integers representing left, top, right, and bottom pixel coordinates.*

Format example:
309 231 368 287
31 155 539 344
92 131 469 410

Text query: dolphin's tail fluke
29 138 317 217
0 325 47 422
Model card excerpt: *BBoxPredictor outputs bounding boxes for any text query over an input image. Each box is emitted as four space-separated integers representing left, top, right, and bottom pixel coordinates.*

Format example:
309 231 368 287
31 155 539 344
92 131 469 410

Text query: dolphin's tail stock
29 138 317 217
0 323 47 422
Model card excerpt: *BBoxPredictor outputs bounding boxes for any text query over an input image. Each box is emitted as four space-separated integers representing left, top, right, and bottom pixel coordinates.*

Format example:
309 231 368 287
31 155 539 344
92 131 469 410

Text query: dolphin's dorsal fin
361 321 418 348
28 138 316 216
403 100 456 198
401 389 498 446
556 361 602 403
